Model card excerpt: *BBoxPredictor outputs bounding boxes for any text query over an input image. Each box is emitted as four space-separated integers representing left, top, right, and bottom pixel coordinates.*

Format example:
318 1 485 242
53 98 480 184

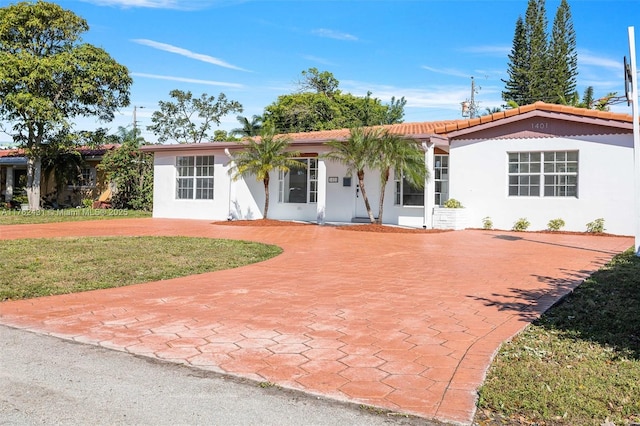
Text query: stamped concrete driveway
0 219 633 425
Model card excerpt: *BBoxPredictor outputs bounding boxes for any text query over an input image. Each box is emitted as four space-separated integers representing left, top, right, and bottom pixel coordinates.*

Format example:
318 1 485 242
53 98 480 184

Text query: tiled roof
279 102 634 142
0 144 119 159
141 102 635 153
431 101 634 135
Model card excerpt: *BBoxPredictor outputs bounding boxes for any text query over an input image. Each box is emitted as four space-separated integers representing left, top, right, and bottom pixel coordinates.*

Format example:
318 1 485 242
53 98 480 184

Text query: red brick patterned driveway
0 219 633 424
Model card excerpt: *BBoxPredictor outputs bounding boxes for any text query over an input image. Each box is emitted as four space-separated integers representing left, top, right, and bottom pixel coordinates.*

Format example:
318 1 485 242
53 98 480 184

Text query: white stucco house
141 102 637 236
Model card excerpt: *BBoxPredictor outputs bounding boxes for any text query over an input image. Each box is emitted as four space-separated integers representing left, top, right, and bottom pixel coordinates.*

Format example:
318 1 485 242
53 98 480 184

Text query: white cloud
578 51 621 71
301 55 337 66
311 29 358 41
133 39 250 72
132 72 245 88
421 65 472 79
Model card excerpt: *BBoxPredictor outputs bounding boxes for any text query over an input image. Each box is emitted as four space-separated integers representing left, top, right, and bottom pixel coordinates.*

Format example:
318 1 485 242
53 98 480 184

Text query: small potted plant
12 193 29 210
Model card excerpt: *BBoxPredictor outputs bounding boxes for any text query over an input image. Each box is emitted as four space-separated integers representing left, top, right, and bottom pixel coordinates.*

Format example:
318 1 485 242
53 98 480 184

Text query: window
79 167 96 187
508 151 577 197
278 158 317 203
394 171 424 206
434 154 449 206
176 155 214 200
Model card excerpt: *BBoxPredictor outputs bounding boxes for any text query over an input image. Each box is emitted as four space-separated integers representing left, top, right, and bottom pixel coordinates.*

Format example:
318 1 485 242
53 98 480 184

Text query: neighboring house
0 144 118 207
141 102 636 235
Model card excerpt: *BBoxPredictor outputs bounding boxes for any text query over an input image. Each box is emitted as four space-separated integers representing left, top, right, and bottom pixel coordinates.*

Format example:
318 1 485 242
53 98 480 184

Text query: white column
422 142 435 229
316 158 327 225
224 149 236 220
5 166 14 201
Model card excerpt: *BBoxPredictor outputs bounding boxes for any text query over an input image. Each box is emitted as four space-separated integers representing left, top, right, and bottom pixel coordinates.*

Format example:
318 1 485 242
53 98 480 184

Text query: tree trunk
377 168 390 225
263 175 270 219
26 156 42 211
357 169 375 223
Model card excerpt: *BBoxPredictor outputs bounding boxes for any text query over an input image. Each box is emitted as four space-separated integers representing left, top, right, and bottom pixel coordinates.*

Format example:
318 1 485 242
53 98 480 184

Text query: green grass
0 236 282 301
0 208 152 225
477 248 640 425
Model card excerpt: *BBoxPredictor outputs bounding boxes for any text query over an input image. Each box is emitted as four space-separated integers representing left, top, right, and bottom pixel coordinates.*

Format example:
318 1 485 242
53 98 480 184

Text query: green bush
586 218 605 233
443 198 463 208
547 218 565 231
512 218 530 232
482 216 493 230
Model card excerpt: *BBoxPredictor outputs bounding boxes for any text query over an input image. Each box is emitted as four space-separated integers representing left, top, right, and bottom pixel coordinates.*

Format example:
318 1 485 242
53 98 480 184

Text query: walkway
0 219 633 425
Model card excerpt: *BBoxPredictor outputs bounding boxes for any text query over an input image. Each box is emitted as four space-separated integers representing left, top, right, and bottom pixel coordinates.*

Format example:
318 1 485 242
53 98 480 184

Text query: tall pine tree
502 0 578 106
502 17 529 105
525 0 549 103
549 0 578 103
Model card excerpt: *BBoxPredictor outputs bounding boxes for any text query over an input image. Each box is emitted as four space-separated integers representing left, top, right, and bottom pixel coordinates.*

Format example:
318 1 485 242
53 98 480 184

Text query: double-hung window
176 155 214 200
508 151 578 197
278 158 317 203
434 154 449 206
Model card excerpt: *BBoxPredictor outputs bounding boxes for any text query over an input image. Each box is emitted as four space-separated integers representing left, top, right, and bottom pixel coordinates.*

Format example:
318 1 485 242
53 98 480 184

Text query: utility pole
133 106 144 140
461 77 480 119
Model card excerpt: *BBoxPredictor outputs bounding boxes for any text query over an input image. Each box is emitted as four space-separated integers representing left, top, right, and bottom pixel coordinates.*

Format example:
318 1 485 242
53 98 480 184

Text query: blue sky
1 0 638 144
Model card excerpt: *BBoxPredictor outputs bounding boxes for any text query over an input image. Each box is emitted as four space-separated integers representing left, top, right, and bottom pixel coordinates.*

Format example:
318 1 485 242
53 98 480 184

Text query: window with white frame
394 171 424 206
278 158 317 203
176 155 214 200
434 154 449 206
508 151 578 197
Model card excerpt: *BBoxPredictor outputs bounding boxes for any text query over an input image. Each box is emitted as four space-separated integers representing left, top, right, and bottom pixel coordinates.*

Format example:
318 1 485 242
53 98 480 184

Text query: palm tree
325 127 382 223
227 124 304 219
373 130 428 224
230 114 263 138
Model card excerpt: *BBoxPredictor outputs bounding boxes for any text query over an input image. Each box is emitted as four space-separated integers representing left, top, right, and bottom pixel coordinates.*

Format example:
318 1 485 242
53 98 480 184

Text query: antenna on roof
461 77 480 119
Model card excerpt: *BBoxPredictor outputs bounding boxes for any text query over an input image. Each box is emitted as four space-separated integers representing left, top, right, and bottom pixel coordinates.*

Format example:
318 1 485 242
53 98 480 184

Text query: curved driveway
0 219 633 425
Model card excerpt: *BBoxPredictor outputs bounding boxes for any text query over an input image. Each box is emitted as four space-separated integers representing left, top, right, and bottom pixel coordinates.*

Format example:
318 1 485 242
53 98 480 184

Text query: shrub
81 198 94 209
482 216 493 230
586 218 605 233
512 218 530 232
547 218 565 231
443 198 463 208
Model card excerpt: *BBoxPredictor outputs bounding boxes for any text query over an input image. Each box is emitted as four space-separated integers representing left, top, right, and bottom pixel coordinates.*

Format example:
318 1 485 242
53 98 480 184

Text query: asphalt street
0 325 441 426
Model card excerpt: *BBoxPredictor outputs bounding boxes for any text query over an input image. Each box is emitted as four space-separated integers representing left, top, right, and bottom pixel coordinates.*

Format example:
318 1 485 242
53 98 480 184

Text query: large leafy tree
148 89 243 144
374 131 427 225
0 1 132 210
227 125 304 219
99 127 153 211
264 69 406 134
325 127 382 223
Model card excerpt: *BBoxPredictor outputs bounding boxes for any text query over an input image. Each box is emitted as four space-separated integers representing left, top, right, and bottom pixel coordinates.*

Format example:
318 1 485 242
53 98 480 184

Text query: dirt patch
332 224 452 234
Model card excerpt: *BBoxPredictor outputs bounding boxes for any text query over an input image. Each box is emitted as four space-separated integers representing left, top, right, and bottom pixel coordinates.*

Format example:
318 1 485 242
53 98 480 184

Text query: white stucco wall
448 134 634 235
152 151 232 220
150 146 439 228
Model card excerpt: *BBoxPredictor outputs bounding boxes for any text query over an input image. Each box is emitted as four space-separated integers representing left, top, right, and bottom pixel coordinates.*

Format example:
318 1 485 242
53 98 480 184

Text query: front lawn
476 248 640 425
0 236 282 301
0 208 152 225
